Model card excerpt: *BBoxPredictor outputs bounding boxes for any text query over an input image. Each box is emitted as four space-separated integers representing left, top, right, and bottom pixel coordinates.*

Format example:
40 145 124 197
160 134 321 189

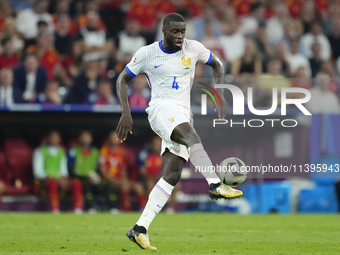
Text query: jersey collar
159 40 177 54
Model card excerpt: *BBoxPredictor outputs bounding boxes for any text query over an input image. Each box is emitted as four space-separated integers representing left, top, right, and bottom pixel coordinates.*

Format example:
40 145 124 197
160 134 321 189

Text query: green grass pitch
0 213 339 254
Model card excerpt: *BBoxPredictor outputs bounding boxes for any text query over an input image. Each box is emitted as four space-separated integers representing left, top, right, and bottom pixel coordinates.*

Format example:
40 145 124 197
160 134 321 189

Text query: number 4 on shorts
172 77 179 90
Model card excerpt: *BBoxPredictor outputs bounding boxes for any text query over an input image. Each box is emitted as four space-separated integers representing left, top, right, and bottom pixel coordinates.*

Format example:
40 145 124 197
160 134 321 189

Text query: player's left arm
207 54 227 119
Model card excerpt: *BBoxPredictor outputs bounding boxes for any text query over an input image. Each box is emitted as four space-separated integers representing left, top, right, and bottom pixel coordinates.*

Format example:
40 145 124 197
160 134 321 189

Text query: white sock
136 177 174 230
189 143 221 185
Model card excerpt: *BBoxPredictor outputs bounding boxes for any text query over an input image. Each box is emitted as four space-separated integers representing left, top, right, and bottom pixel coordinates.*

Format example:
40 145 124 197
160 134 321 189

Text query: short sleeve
125 47 148 78
193 41 212 65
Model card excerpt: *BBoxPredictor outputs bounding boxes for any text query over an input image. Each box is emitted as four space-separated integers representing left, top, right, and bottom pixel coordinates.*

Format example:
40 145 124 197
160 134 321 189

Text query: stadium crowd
0 0 339 112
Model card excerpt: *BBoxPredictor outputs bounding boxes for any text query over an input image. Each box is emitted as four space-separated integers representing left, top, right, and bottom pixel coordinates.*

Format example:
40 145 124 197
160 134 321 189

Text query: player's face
49 132 61 146
164 22 186 51
80 132 92 146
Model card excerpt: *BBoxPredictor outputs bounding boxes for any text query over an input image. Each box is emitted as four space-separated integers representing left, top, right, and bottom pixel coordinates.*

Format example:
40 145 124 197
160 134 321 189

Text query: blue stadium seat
258 182 291 214
299 186 338 213
240 183 258 213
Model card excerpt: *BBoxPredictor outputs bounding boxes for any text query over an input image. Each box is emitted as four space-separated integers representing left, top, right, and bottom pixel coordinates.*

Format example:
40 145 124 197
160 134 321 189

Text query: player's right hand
116 112 133 142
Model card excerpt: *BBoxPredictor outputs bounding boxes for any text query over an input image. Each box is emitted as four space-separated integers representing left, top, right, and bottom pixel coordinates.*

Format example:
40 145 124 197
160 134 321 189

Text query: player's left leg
171 122 243 200
127 149 185 250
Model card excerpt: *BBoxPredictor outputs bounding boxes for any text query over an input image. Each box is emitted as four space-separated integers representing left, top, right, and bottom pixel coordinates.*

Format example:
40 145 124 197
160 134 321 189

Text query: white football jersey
125 39 212 110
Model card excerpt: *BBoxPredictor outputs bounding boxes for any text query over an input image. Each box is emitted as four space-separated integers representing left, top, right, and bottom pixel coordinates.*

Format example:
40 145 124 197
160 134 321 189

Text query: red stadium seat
4 139 33 191
0 150 9 183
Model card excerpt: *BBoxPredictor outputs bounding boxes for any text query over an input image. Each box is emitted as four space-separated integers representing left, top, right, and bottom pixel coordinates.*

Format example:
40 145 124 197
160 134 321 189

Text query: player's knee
163 167 181 186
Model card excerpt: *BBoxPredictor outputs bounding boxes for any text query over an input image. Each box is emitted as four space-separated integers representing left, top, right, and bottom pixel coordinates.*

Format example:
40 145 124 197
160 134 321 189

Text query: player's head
162 13 186 51
79 130 92 147
47 130 61 146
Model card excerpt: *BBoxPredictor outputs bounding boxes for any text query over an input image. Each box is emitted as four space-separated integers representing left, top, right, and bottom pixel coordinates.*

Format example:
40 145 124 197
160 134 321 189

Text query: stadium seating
299 186 338 213
3 139 33 195
258 182 291 214
0 150 9 183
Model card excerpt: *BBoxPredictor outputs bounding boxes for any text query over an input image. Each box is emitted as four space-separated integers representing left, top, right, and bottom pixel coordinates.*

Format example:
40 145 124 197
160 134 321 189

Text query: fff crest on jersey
182 54 191 73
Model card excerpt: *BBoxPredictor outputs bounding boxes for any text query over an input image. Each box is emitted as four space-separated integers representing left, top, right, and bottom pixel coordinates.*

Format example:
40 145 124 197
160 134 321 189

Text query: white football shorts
146 102 192 161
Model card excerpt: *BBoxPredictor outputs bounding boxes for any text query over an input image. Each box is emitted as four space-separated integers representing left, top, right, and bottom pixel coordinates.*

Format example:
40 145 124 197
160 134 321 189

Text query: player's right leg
127 149 185 250
171 122 243 200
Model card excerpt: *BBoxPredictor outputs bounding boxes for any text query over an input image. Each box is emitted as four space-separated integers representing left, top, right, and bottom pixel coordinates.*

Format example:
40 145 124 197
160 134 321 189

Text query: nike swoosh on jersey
154 64 164 68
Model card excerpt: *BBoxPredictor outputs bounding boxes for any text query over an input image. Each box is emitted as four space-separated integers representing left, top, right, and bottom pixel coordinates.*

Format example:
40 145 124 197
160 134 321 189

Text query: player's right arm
116 69 134 142
116 47 148 142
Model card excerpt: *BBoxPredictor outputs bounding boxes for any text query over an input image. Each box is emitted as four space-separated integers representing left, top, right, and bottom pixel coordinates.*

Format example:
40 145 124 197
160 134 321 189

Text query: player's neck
162 40 175 52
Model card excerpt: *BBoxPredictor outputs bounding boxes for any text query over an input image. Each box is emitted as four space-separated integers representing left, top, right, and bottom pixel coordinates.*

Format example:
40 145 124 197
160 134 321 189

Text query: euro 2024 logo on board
197 82 312 128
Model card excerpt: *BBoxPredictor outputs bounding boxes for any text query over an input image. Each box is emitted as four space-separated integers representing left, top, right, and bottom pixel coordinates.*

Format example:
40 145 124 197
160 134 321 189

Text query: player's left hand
215 95 227 119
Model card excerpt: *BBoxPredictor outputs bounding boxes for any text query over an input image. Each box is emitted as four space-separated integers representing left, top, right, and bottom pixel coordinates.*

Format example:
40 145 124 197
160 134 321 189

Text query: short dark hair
250 2 263 12
25 52 39 61
1 36 11 46
98 77 112 86
37 20 48 27
163 13 185 28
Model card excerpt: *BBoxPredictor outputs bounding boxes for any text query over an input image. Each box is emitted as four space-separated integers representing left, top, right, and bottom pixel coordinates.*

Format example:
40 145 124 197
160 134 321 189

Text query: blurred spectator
128 74 150 109
328 17 340 61
238 2 265 37
301 20 331 61
11 0 31 15
231 39 262 78
259 57 291 100
237 73 269 107
33 130 83 213
115 19 146 59
35 80 62 105
0 68 14 106
138 136 179 213
300 0 316 34
309 42 323 78
220 19 245 64
126 0 157 32
1 18 24 55
286 38 311 77
266 2 290 46
51 0 73 25
54 14 73 56
192 4 221 41
306 72 340 114
16 0 54 42
320 60 339 94
60 42 82 81
0 0 12 32
90 78 117 105
280 19 303 54
290 66 312 90
201 23 226 63
274 43 290 77
66 61 101 104
27 32 60 80
13 53 47 103
99 131 146 213
76 0 104 30
0 37 19 70
254 21 273 57
68 131 100 212
78 11 113 62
